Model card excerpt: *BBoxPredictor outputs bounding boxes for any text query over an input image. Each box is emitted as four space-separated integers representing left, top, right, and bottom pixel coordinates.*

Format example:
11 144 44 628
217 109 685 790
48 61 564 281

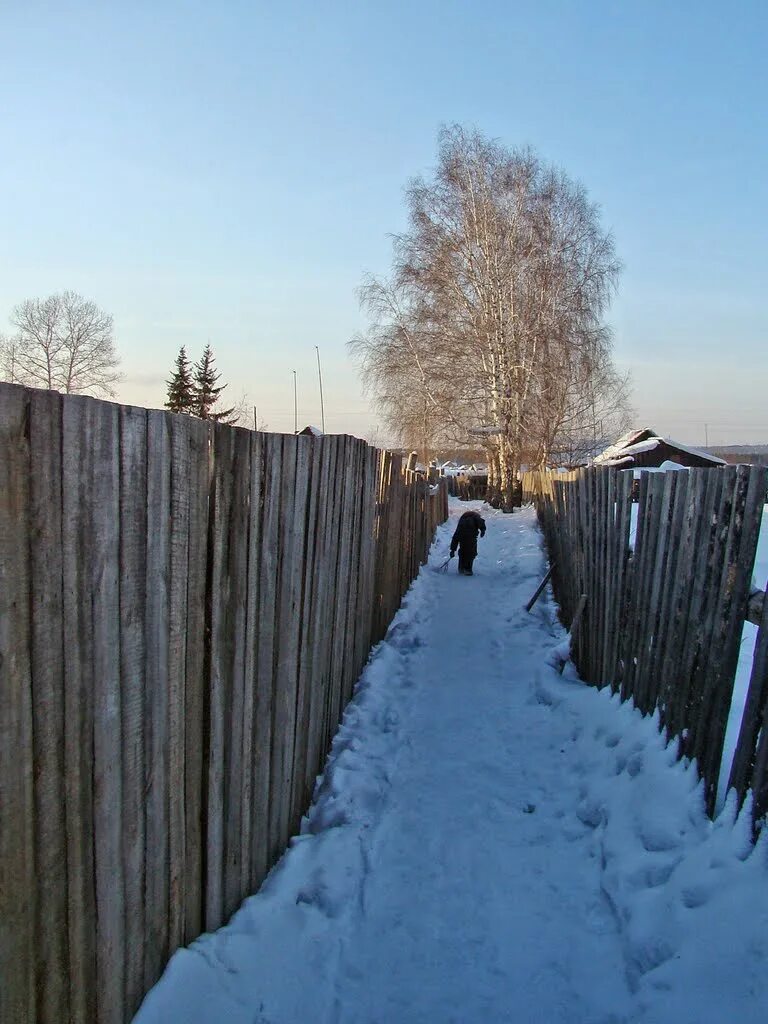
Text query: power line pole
293 370 298 434
315 345 326 434
705 423 709 447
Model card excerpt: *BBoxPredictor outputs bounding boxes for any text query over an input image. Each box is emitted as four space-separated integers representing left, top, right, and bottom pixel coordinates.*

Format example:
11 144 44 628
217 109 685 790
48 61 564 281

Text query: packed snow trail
136 502 768 1024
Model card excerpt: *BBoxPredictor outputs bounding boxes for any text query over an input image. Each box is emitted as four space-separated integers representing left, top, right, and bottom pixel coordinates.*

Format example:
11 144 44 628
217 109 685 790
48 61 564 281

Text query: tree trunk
498 435 517 513
486 446 502 508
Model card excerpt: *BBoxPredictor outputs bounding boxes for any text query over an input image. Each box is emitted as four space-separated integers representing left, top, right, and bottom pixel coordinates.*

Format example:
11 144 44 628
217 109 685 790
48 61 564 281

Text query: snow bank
534 666 768 1023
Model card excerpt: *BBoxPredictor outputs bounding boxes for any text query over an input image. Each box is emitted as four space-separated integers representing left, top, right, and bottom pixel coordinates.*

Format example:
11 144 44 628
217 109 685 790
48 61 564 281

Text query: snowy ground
136 502 768 1024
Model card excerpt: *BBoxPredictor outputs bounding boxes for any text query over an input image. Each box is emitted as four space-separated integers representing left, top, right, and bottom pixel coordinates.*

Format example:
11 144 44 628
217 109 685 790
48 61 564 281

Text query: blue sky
1 1 765 443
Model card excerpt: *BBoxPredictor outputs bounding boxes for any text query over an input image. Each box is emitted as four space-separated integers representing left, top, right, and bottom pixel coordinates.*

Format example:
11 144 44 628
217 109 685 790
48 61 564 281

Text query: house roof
594 428 725 467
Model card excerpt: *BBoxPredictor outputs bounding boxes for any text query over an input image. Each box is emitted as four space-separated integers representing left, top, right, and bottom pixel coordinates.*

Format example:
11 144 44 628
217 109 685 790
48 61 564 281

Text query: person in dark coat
450 510 486 575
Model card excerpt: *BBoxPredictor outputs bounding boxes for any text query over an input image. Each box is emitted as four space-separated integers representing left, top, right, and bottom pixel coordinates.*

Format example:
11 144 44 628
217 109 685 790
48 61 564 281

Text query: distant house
298 425 324 437
593 428 726 469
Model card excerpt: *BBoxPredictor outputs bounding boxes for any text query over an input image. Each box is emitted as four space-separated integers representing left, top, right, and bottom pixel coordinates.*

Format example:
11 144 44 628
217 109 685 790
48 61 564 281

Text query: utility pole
293 370 298 434
315 345 326 434
705 423 709 447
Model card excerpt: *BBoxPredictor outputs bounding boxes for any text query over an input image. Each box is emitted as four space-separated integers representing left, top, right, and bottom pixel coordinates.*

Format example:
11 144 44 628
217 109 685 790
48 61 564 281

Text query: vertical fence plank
658 469 703 729
635 471 677 713
91 399 124 1024
585 471 599 680
581 471 593 679
251 433 282 885
682 466 735 766
634 473 667 711
26 390 69 1023
281 434 311 841
0 385 35 1024
118 404 148 1019
144 409 171 986
167 415 193 950
183 417 211 941
329 437 356 732
303 436 336 803
354 446 380 675
269 435 306 860
341 440 365 709
61 395 98 1023
619 471 650 701
220 427 252 920
204 423 235 930
598 470 612 686
241 431 263 895
646 470 689 709
371 451 392 644
323 436 349 753
607 471 633 691
594 469 607 684
290 435 323 829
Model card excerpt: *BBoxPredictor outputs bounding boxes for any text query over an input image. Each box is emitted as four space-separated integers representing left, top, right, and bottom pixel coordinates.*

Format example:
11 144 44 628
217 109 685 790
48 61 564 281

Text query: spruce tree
193 344 235 422
165 346 196 413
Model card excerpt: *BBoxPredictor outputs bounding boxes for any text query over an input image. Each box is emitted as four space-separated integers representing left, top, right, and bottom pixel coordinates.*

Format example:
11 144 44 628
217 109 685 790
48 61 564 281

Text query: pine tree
165 346 196 413
193 344 235 422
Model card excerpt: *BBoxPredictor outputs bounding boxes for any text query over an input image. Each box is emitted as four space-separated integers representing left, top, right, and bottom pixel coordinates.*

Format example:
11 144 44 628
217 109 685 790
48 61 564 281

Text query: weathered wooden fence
446 474 487 500
0 383 448 1024
447 474 522 507
523 466 768 823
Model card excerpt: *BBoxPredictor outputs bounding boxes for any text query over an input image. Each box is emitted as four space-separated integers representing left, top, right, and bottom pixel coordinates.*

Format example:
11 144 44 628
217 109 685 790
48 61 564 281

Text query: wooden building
593 428 726 469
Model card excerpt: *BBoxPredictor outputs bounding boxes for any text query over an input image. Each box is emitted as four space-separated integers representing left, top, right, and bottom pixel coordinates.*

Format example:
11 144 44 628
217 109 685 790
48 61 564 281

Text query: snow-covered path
136 502 768 1024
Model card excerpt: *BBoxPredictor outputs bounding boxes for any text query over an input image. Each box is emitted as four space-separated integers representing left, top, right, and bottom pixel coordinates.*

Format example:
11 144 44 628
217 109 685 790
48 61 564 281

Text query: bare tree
229 391 269 431
0 333 20 383
2 290 121 397
351 126 624 508
543 367 634 467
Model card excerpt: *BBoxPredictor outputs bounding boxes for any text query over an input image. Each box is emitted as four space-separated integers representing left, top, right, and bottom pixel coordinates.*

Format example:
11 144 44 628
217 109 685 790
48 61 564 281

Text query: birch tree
351 125 623 507
2 290 120 396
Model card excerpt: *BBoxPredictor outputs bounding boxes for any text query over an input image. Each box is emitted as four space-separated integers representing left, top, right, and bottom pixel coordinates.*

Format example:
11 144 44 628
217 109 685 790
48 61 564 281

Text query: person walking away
450 510 486 575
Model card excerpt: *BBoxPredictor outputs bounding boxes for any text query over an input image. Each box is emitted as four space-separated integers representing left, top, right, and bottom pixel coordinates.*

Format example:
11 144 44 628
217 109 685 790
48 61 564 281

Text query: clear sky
1 1 765 443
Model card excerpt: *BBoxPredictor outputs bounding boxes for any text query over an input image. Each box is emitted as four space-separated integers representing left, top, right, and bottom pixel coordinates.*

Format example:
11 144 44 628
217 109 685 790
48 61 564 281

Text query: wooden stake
525 564 555 612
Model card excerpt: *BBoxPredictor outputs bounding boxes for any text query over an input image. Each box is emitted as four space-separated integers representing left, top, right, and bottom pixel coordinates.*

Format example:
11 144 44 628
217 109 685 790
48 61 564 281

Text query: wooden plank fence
0 382 448 1024
523 466 768 825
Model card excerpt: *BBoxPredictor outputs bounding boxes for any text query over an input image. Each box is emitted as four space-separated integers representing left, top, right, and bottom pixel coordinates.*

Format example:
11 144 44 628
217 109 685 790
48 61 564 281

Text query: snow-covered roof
594 430 658 464
594 429 725 467
599 455 635 467
300 425 324 437
657 439 725 464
